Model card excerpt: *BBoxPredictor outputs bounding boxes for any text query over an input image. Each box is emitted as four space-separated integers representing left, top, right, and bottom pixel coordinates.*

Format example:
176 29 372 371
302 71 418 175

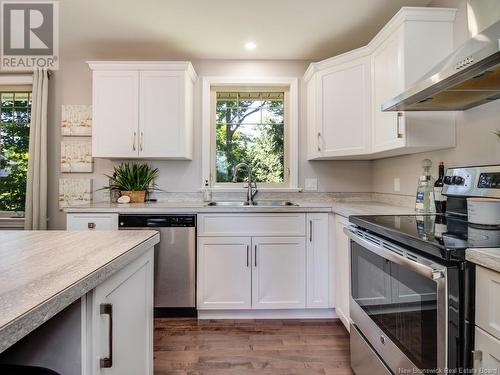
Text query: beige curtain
24 69 49 230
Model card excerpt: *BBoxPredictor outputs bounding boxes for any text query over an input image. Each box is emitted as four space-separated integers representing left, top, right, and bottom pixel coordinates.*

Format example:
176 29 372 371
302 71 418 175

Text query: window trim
201 76 299 191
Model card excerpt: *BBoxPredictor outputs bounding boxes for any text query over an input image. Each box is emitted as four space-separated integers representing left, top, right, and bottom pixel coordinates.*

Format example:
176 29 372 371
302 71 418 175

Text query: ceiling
60 0 436 61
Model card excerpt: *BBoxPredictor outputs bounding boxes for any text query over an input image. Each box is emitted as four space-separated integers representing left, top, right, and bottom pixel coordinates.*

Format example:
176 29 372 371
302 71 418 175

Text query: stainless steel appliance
118 214 196 317
382 14 500 111
346 165 500 374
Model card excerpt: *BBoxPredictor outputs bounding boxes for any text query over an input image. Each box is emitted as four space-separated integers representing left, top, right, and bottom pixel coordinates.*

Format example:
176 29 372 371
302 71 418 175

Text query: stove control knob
452 176 465 185
443 176 453 185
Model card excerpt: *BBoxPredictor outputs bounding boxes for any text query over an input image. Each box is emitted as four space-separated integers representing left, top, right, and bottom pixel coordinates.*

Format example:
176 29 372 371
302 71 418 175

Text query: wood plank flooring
154 318 353 375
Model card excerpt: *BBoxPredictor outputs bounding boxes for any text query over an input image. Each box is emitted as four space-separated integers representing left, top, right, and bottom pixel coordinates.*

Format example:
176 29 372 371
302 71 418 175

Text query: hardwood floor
154 318 353 375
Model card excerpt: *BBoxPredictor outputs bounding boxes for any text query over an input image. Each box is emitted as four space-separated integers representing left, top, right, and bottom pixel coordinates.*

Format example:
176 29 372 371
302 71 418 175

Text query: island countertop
0 230 159 353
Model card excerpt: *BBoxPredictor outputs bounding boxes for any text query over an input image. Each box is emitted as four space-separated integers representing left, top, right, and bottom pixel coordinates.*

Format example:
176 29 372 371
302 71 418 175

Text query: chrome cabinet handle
246 245 249 267
317 132 321 151
254 245 257 267
309 220 313 242
396 112 403 139
140 131 144 151
88 222 96 229
100 303 113 368
132 132 137 151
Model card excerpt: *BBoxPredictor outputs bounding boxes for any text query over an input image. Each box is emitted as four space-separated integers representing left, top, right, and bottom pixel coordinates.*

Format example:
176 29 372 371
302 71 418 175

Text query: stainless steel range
345 165 500 374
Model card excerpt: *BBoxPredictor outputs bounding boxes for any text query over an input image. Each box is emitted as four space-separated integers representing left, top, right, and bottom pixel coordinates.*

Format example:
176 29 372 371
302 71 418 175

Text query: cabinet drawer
66 214 118 230
198 213 305 237
476 266 500 340
474 326 500 372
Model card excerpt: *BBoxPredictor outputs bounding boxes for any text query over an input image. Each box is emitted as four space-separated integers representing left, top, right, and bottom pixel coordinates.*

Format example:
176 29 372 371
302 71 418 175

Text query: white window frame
201 76 299 192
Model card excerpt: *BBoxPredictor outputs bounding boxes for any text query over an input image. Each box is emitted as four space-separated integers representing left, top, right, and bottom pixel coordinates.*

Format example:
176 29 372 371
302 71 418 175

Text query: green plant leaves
103 162 159 192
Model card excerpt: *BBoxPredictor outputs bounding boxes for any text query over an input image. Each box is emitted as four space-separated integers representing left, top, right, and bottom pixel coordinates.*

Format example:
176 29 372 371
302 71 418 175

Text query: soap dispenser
415 159 436 214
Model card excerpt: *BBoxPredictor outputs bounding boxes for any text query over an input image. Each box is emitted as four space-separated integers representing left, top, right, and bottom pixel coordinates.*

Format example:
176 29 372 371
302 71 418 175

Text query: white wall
48 58 372 229
372 0 500 197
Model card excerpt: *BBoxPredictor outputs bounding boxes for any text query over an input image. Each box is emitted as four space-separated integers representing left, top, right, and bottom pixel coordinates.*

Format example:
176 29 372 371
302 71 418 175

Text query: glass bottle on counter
434 161 447 214
415 159 436 214
203 180 212 202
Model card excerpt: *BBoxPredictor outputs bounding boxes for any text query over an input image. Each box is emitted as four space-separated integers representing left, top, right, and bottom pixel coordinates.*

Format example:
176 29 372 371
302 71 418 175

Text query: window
0 91 31 212
212 89 288 187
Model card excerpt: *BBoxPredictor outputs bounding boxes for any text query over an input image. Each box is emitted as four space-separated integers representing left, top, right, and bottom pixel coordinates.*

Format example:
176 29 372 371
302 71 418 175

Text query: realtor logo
1 1 59 70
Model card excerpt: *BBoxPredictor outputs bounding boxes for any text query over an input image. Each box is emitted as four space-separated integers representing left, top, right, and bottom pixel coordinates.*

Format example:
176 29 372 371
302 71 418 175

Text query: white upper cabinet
92 71 139 159
306 55 371 159
305 7 457 160
89 62 197 160
371 9 457 156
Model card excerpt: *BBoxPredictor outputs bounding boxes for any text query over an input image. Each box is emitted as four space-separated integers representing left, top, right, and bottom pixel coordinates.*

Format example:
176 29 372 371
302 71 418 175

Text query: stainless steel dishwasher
118 214 196 317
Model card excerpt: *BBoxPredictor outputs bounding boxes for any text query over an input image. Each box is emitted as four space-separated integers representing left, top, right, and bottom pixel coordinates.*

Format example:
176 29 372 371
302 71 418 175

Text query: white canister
467 198 500 226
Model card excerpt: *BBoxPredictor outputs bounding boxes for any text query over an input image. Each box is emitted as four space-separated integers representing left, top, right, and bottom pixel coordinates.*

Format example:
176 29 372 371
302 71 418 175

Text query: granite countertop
64 200 414 217
0 230 160 353
466 248 500 273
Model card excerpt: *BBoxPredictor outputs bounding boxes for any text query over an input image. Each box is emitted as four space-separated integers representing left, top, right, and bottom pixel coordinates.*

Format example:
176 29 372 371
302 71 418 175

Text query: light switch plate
305 178 318 191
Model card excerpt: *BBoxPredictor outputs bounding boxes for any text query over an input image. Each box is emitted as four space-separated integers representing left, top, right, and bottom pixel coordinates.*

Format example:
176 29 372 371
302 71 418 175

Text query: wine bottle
434 162 446 214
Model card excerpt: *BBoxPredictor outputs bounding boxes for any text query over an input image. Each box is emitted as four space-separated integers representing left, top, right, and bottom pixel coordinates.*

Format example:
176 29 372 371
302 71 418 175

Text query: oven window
351 241 438 370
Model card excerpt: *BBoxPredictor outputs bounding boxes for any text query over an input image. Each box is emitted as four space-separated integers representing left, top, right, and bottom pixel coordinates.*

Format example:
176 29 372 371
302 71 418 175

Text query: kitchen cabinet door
306 213 329 308
92 71 139 158
474 327 500 373
139 71 193 159
314 56 371 158
252 237 306 309
89 248 154 375
197 237 252 310
334 215 351 330
372 31 406 153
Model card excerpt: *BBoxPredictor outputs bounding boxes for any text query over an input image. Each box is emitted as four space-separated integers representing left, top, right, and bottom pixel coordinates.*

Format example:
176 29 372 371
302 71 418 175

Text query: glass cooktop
349 214 500 261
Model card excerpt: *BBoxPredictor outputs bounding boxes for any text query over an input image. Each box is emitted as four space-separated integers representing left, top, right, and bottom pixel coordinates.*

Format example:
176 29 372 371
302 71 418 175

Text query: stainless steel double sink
206 200 298 207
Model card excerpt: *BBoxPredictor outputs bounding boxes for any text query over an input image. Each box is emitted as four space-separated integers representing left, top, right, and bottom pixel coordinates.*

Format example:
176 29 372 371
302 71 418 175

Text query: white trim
201 76 299 190
0 74 33 85
198 308 337 320
86 61 197 82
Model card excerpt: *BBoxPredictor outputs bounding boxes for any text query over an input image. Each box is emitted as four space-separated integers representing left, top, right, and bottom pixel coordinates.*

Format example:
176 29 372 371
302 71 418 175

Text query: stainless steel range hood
382 19 500 111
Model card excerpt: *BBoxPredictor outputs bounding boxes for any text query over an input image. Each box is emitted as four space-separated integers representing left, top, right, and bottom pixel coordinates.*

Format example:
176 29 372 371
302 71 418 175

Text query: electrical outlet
394 177 401 192
305 178 318 191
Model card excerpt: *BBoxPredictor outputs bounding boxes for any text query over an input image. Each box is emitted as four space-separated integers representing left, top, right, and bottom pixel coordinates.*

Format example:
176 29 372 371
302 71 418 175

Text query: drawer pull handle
309 220 313 242
88 222 96 229
100 303 113 368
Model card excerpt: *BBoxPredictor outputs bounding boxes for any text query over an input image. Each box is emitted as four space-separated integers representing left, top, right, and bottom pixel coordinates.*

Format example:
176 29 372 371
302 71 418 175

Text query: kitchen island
0 230 159 374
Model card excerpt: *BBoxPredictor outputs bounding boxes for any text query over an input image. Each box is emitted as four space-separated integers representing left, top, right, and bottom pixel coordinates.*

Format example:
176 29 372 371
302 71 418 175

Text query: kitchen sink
206 200 297 207
206 201 250 206
253 200 298 207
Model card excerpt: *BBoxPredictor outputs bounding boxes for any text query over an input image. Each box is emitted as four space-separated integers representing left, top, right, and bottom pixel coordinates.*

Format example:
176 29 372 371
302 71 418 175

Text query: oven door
344 226 448 374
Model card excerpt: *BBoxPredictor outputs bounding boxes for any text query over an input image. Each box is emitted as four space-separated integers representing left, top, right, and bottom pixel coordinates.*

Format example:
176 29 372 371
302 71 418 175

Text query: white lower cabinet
66 213 118 230
252 237 306 309
474 265 500 372
307 213 330 308
86 249 154 375
334 215 351 330
474 327 500 372
197 237 252 310
196 213 329 312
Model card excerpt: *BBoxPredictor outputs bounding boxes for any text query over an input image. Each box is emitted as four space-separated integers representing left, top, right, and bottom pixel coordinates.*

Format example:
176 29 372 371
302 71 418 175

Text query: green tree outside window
215 91 285 184
0 92 31 212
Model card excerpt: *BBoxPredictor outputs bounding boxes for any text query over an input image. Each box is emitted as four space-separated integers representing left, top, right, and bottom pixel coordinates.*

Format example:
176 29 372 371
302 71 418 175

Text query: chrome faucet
232 163 258 205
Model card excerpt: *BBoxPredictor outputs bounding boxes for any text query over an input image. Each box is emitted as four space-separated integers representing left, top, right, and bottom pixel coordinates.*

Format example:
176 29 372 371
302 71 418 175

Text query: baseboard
197 308 337 319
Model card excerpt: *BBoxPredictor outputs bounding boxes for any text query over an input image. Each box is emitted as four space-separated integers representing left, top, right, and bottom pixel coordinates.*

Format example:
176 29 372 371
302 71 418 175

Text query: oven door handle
343 226 445 281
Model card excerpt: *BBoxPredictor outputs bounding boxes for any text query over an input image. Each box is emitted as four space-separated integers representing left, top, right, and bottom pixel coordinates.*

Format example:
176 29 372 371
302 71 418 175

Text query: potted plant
103 162 159 203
